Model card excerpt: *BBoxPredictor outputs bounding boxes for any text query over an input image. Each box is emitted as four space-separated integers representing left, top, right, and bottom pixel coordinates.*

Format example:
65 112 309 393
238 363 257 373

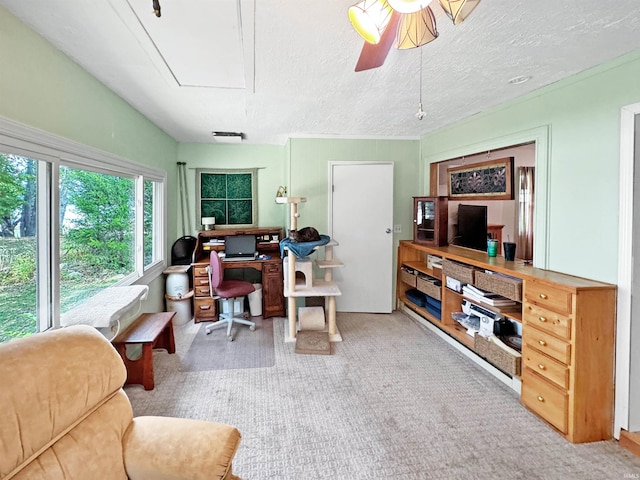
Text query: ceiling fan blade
354 11 401 72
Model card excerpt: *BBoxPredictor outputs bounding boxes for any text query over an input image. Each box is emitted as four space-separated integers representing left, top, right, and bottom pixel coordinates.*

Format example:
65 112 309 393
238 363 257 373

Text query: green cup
487 239 498 257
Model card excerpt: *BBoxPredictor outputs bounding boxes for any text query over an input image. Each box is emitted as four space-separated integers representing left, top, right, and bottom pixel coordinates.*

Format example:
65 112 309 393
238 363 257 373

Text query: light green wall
288 138 420 239
421 49 640 284
176 143 288 236
0 6 179 310
177 138 421 244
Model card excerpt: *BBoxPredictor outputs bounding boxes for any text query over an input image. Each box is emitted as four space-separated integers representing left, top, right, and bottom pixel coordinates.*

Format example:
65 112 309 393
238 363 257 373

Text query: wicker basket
474 334 521 376
416 275 441 301
442 259 477 284
400 266 417 287
474 270 523 302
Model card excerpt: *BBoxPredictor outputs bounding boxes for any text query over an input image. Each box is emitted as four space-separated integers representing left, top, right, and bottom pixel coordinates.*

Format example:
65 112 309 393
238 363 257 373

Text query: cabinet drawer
195 285 211 296
522 368 568 434
264 262 282 274
525 280 572 314
523 326 571 365
523 346 569 390
523 303 571 340
194 297 216 319
194 277 210 287
194 266 209 277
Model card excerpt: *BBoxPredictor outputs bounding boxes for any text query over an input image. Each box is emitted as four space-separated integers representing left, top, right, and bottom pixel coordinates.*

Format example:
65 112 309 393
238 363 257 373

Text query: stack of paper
462 284 517 307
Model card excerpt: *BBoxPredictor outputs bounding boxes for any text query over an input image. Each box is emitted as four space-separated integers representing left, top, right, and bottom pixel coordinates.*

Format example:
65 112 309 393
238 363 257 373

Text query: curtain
517 167 534 261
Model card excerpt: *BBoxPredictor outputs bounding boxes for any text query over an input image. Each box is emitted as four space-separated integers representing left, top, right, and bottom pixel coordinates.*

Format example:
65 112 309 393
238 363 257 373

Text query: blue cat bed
280 234 330 259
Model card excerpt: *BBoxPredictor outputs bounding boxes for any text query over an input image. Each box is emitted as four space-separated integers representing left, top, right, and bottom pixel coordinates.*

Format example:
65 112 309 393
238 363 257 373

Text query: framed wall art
447 157 514 201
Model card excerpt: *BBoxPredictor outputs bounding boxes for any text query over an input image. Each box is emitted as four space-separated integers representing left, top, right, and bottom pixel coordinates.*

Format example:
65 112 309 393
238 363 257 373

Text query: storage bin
442 259 478 284
400 266 417 287
405 288 426 307
417 275 441 301
426 295 442 311
474 334 521 376
474 270 523 302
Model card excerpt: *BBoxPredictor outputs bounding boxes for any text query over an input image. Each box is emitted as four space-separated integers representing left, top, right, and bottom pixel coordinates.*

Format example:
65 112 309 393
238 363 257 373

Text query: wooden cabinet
262 261 285 319
191 227 285 322
396 240 616 443
413 196 448 246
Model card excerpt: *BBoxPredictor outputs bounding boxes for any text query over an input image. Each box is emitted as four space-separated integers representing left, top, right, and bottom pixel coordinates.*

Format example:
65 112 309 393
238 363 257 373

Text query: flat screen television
456 204 488 252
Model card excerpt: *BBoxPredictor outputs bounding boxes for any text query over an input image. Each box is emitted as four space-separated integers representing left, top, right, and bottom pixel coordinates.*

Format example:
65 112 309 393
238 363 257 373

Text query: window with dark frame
196 169 257 227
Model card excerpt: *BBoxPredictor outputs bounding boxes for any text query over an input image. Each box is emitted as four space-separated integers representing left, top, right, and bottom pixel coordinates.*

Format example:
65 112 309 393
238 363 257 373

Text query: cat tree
276 196 343 343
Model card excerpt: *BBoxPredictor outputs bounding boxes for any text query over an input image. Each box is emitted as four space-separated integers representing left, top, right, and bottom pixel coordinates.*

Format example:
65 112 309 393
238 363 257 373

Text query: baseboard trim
620 430 640 457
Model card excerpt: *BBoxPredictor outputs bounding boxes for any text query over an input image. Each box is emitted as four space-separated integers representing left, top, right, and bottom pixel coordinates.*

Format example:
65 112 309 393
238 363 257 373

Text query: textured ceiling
2 0 639 145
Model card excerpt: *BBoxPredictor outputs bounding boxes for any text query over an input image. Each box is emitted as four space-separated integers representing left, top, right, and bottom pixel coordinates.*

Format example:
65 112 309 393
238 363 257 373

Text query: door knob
386 228 391 233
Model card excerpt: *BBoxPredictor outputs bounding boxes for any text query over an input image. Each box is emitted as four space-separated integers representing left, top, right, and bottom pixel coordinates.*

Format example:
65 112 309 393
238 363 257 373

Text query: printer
462 299 504 337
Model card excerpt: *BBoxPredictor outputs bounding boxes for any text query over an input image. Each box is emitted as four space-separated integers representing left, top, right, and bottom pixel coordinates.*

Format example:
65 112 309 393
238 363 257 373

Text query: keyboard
223 256 257 262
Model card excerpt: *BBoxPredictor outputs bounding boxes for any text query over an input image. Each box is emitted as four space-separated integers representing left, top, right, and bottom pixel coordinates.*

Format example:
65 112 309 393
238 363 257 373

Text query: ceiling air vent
211 131 243 143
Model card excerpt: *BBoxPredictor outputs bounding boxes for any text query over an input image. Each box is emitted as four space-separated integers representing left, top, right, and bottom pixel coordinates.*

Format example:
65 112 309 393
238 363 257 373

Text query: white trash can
248 283 263 317
165 291 193 326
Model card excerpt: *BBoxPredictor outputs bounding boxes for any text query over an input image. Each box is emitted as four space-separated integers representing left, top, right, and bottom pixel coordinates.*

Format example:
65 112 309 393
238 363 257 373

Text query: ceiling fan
349 0 481 72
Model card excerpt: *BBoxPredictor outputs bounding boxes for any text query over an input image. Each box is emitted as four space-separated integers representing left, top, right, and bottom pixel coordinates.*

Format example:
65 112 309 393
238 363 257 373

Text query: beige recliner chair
0 325 242 480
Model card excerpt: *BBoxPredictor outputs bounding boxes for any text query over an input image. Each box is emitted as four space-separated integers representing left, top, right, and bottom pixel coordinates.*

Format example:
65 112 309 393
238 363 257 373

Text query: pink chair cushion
216 280 255 299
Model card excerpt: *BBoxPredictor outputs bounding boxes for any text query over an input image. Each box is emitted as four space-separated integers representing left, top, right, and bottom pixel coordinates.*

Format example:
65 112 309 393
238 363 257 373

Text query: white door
330 162 394 312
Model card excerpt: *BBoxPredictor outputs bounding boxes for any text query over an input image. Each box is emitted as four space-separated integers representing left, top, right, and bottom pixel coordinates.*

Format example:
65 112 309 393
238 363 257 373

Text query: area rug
181 318 275 371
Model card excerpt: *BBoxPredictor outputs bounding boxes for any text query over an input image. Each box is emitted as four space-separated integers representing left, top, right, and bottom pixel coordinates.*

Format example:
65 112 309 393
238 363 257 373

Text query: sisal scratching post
295 331 330 355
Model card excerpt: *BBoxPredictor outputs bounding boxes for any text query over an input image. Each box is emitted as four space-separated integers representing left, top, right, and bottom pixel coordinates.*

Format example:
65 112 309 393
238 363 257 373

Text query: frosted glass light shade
387 0 430 14
348 0 394 44
438 0 481 25
396 6 438 49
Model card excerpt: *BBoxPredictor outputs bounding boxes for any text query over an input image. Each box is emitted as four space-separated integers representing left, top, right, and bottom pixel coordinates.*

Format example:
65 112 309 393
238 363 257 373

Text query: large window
0 154 38 342
0 120 166 343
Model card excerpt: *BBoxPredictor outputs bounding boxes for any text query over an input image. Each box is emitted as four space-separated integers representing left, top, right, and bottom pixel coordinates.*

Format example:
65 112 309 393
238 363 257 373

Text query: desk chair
206 251 256 341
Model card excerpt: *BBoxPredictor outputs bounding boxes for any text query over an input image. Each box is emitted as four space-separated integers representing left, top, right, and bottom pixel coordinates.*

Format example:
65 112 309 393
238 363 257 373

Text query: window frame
195 168 258 228
0 116 167 332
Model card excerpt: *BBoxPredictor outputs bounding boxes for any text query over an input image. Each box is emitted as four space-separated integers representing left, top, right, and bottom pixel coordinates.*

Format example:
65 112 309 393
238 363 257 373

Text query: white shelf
284 279 342 297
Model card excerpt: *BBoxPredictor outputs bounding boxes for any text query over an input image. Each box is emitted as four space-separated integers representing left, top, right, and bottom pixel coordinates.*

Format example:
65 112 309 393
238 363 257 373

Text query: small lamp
438 0 481 25
348 0 394 44
396 6 438 49
201 217 215 230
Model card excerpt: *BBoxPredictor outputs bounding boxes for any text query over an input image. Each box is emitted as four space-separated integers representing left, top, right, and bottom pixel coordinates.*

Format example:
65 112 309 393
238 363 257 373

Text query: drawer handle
538 363 546 370
537 396 545 402
538 340 547 346
539 293 548 299
538 316 547 323
200 305 211 310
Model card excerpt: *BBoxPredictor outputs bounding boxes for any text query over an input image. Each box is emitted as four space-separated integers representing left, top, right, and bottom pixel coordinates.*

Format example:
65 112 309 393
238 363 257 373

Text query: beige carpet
126 311 640 479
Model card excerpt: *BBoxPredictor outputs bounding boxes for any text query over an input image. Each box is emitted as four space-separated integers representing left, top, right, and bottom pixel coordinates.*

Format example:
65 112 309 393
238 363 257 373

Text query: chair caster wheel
249 325 256 331
227 336 233 342
206 330 211 335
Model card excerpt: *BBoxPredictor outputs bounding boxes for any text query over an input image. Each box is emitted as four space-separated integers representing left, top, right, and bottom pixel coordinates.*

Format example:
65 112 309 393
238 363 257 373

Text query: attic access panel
127 0 247 88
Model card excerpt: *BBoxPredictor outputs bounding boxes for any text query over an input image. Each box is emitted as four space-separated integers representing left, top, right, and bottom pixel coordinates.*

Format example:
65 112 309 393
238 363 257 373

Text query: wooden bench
112 312 176 390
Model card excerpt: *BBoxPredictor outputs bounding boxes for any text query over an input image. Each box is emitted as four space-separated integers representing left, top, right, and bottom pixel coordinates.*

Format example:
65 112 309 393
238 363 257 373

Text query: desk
191 228 285 322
